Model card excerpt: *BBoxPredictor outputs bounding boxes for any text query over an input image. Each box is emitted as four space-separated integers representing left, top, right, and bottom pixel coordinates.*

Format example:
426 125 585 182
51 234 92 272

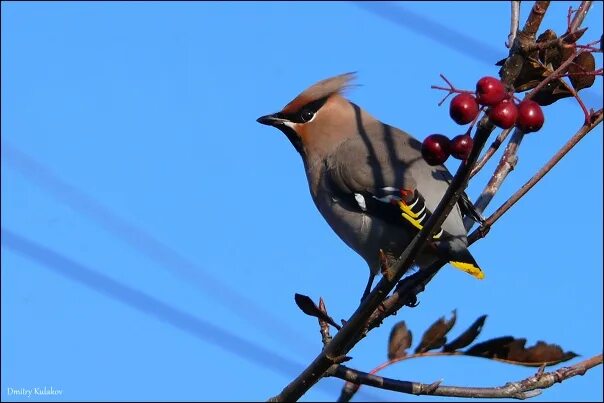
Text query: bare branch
331 354 603 399
469 108 603 244
470 128 514 178
521 1 550 38
568 1 592 33
466 126 514 231
507 1 521 48
318 298 333 348
470 128 525 220
365 260 442 333
557 76 592 124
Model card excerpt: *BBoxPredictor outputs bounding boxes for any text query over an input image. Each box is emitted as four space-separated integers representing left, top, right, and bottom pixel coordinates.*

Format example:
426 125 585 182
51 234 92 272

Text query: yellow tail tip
450 261 485 280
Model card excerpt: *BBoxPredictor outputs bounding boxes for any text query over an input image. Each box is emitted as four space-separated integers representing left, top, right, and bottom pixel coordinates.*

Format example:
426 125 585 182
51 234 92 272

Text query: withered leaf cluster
497 28 597 106
388 313 577 367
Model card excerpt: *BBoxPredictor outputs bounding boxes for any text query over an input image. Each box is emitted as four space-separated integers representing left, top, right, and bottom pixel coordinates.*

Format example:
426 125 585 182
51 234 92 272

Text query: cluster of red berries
421 133 473 166
422 76 545 166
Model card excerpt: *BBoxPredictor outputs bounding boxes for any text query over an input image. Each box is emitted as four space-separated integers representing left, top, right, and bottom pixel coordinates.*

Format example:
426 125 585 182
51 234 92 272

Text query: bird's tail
440 237 484 279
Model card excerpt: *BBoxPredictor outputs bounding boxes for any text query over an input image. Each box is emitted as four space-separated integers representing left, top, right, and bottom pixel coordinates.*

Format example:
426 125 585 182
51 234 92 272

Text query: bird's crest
282 72 357 114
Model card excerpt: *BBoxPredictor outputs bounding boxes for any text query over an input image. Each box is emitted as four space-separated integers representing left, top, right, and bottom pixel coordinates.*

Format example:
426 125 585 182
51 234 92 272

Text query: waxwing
257 73 483 297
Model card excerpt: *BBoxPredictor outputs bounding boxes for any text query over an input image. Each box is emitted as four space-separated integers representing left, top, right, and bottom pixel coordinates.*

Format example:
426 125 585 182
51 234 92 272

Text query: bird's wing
325 125 483 279
326 129 447 234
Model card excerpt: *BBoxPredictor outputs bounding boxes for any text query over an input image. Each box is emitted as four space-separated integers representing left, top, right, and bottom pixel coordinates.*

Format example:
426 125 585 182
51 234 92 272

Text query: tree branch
469 47 588 227
469 128 525 221
520 1 550 39
470 128 514 179
507 1 521 48
469 108 603 244
568 1 592 33
360 102 599 340
318 298 333 348
331 354 603 399
364 257 443 333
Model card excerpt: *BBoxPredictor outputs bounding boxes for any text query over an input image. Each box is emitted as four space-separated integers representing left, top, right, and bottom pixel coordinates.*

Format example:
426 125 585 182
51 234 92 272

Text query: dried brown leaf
568 52 596 91
499 54 525 85
537 29 557 43
538 30 562 68
388 321 412 360
465 336 515 357
414 310 457 354
509 340 578 366
294 293 340 329
514 57 548 92
465 337 578 366
562 27 587 44
495 57 507 67
532 80 573 105
560 44 576 63
294 293 320 316
443 315 487 352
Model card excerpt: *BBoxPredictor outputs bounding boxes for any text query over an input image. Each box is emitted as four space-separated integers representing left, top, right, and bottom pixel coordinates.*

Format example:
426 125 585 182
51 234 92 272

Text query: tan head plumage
281 72 357 114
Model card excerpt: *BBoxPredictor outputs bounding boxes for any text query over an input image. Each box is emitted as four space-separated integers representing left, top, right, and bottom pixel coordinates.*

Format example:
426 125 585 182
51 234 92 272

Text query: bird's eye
300 109 315 122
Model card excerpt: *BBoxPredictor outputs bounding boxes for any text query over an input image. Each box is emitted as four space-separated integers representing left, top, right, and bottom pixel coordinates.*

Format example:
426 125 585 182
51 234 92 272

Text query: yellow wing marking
450 261 485 279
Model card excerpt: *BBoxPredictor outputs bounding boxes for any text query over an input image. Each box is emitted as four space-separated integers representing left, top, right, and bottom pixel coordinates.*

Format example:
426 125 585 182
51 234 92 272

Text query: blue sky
1 2 602 402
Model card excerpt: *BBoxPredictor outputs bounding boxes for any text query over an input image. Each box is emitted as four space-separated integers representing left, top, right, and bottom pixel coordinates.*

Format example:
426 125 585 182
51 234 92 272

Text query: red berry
489 99 518 129
516 100 544 133
422 134 451 166
449 93 479 125
476 76 506 106
450 134 474 160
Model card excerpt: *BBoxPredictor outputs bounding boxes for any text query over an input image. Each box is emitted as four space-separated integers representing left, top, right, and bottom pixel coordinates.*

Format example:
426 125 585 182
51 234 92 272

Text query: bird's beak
256 113 287 127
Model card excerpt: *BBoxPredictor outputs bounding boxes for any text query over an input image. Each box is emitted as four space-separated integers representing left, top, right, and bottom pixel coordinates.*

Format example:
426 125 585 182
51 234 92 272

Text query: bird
257 72 483 298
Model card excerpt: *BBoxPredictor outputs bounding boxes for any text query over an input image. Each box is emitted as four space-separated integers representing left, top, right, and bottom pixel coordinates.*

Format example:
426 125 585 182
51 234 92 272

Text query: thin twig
507 1 521 48
521 1 550 39
469 108 603 244
524 27 588 52
330 354 603 399
364 260 442 333
318 298 333 348
431 73 474 106
558 76 591 124
468 128 525 223
470 127 514 179
568 1 592 33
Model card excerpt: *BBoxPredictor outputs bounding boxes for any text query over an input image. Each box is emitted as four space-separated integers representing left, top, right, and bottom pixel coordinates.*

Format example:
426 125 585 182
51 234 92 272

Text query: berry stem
431 74 473 106
558 78 592 124
566 6 577 32
563 68 604 77
575 43 602 52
